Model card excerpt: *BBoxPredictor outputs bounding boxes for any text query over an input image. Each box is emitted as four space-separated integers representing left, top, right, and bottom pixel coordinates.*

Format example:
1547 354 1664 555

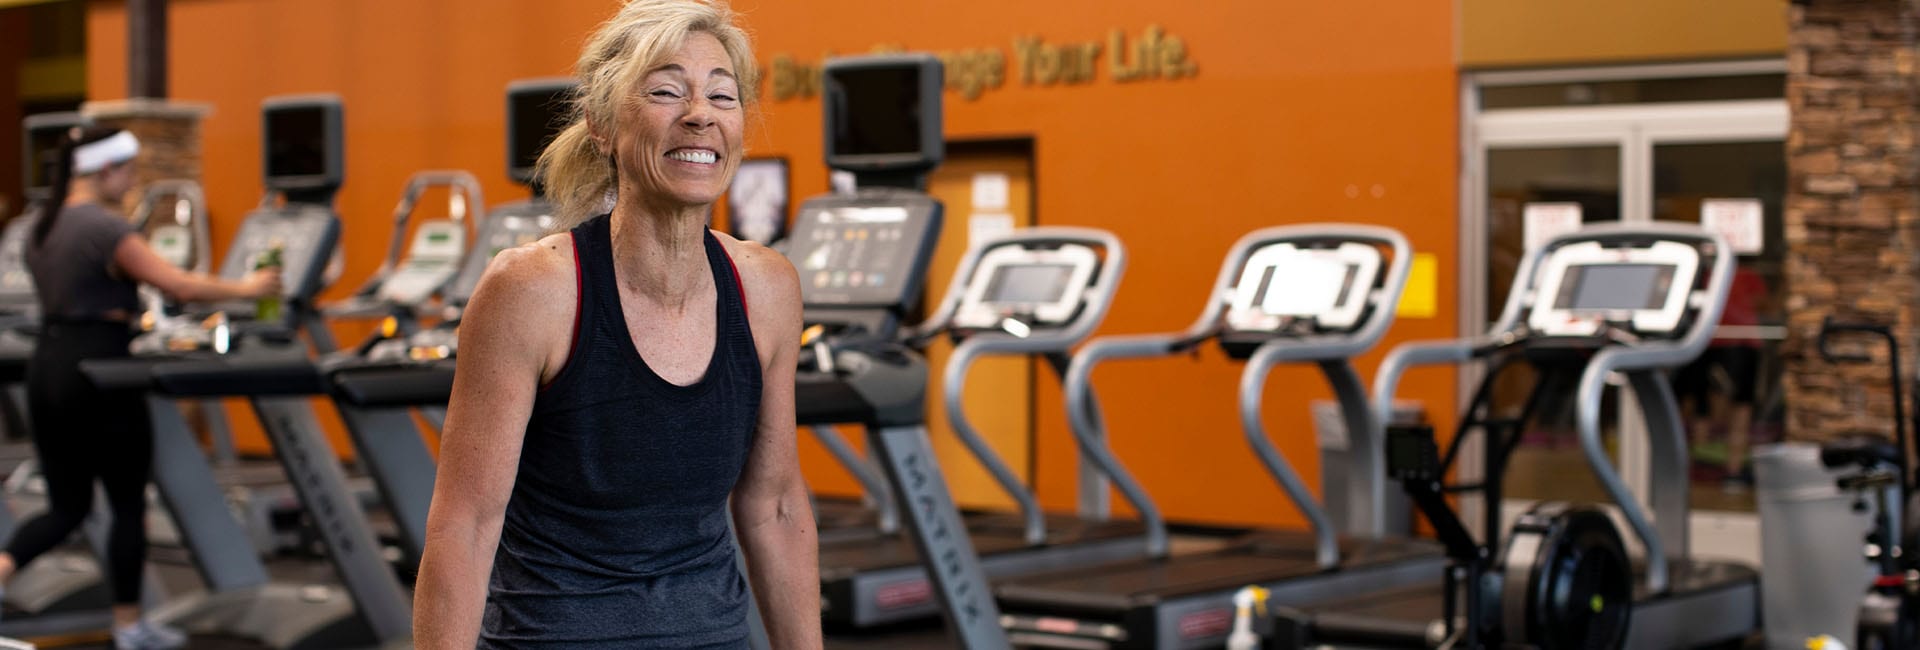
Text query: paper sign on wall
1700 198 1765 254
1523 202 1584 251
969 213 1015 247
971 172 1010 211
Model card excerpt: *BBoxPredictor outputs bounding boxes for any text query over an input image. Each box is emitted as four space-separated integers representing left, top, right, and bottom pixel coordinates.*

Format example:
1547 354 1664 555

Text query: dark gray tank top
481 215 763 648
25 202 139 322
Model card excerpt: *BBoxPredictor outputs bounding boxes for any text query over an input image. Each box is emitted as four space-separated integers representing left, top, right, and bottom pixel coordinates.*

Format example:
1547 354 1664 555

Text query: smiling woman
410 1 818 649
537 0 759 230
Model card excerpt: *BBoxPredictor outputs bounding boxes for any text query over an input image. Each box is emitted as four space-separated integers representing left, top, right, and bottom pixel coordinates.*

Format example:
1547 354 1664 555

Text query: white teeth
667 149 717 164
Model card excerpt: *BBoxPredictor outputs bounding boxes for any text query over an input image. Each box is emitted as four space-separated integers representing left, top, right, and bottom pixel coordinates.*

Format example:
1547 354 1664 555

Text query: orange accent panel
87 0 1458 528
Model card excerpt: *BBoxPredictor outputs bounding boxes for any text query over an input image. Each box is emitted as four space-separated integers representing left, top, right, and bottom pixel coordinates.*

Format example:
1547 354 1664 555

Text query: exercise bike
1814 319 1920 650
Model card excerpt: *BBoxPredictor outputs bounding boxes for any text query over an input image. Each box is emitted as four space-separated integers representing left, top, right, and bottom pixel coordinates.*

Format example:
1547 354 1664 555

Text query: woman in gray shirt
1 126 279 650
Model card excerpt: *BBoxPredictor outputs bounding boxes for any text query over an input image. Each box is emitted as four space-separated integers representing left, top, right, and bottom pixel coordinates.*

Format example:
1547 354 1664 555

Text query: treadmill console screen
1556 263 1675 312
507 80 575 184
792 205 925 307
218 206 340 304
984 264 1076 306
1526 239 1701 337
952 242 1099 330
1228 242 1381 332
263 99 344 190
822 55 942 171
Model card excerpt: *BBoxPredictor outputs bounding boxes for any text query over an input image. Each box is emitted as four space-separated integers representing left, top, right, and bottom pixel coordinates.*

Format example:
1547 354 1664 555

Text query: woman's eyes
648 87 738 107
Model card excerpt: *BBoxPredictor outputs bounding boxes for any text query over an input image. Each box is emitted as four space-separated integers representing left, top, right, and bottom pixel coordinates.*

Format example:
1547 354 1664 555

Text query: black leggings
6 321 151 604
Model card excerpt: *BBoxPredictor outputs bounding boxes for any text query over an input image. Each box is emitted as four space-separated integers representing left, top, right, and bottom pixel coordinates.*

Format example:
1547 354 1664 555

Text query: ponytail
534 120 615 232
33 126 127 247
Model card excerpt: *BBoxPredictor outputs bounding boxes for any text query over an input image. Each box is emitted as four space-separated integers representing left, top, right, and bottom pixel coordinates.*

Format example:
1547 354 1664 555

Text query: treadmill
80 96 411 649
1272 223 1757 649
802 56 1149 630
318 78 571 564
993 225 1447 649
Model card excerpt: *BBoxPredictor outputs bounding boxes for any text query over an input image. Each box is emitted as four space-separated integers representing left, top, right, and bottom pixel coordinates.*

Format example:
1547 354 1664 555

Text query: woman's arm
723 236 823 649
413 236 577 649
112 235 278 302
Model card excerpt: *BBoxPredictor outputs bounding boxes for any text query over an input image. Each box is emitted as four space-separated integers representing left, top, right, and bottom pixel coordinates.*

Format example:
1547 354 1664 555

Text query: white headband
74 131 140 175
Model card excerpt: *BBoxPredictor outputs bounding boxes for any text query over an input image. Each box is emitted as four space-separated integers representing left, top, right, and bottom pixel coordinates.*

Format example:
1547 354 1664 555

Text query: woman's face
95 160 137 204
606 31 744 212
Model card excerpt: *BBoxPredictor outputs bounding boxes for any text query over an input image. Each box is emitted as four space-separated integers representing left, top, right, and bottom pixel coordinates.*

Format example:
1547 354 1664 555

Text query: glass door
1483 143 1625 507
1469 97 1788 535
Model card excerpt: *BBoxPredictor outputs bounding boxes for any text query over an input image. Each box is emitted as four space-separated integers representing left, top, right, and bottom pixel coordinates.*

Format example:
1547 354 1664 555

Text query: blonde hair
537 0 758 229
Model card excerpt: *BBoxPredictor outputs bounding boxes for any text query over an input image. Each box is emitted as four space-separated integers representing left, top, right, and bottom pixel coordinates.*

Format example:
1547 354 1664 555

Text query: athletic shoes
112 619 185 650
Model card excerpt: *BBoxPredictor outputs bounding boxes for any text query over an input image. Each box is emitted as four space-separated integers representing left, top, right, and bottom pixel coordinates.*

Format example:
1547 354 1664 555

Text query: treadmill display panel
952 242 1099 330
1228 242 1381 332
1526 239 1701 337
792 204 934 308
1556 263 1675 312
984 264 1076 306
219 207 339 303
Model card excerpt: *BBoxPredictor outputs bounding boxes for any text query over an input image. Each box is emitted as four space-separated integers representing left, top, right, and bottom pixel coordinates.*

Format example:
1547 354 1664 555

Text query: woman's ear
587 117 611 157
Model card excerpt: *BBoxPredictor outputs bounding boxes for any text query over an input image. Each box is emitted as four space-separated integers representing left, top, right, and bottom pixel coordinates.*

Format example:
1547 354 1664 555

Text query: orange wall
88 0 1458 529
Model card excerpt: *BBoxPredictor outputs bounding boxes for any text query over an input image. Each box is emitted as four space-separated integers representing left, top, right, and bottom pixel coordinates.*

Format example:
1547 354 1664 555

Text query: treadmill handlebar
943 335 1052 547
936 227 1128 548
1239 341 1372 566
1061 334 1179 558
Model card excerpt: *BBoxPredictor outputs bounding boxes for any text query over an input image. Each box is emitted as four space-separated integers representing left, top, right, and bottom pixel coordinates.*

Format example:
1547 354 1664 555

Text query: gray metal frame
334 170 485 317
808 424 897 534
1238 226 1412 549
129 179 214 274
920 227 1126 545
1061 225 1411 568
867 422 1009 650
1571 226 1732 591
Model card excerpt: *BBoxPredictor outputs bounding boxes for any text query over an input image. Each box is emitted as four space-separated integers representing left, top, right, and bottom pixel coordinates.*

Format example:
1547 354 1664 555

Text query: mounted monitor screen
23 113 88 196
1227 242 1381 332
823 55 943 173
953 243 1098 330
1527 239 1700 337
263 99 343 191
789 197 939 309
507 80 575 185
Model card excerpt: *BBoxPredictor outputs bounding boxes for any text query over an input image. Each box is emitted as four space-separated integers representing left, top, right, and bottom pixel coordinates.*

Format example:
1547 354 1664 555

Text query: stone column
1784 0 1920 443
79 98 211 218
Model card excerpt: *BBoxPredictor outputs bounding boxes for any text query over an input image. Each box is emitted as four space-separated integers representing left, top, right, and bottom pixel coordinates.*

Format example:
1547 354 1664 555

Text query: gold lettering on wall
765 25 1198 102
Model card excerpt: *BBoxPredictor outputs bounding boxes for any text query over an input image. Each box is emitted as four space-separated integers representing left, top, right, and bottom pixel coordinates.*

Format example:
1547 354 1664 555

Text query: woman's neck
607 198 713 313
64 179 103 208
